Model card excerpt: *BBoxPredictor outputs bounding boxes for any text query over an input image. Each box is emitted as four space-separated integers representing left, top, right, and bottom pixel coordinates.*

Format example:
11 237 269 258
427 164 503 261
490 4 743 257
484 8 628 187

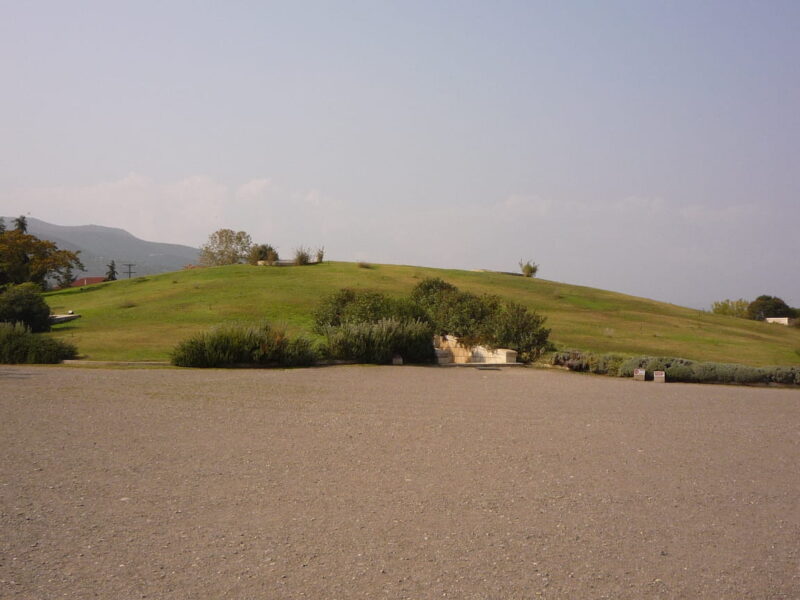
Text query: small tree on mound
105 260 118 281
519 260 538 278
199 229 253 266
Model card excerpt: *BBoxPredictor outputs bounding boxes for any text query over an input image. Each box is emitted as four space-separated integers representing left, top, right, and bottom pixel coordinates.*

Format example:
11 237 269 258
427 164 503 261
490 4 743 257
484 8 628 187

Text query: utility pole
122 263 137 279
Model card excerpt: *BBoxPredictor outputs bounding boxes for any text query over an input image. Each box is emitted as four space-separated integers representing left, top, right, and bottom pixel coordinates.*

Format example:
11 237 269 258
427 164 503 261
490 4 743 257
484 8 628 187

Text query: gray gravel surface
1 365 799 599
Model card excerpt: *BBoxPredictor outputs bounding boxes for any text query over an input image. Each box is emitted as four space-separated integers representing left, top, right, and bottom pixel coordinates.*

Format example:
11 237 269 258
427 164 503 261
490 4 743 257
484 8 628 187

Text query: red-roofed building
70 277 107 287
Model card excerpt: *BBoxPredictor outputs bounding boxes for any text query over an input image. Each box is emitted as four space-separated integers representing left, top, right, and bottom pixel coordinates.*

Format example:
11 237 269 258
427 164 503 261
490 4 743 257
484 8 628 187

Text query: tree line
198 228 324 267
712 295 798 322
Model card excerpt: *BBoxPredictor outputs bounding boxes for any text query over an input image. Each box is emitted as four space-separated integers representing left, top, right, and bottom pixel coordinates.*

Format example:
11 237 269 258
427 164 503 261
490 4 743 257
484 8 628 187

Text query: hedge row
552 350 800 386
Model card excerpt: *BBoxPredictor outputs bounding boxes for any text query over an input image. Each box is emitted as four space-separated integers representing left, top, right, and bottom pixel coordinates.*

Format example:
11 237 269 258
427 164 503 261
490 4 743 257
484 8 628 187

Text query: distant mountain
3 217 200 277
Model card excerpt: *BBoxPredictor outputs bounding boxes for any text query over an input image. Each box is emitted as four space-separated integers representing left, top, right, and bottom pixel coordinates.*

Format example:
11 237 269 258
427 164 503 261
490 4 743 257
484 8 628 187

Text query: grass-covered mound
41 262 800 365
0 322 78 364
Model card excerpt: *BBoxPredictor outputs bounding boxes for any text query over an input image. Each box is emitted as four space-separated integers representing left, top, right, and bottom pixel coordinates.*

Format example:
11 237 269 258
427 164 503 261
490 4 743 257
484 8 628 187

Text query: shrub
519 260 539 278
0 322 78 364
315 247 325 263
411 278 550 363
409 277 457 306
587 353 625 376
322 318 435 364
357 261 372 269
0 283 51 332
248 244 279 265
618 356 696 379
552 350 625 375
481 301 552 362
171 321 318 368
313 289 431 333
293 247 311 266
770 367 798 385
711 299 749 318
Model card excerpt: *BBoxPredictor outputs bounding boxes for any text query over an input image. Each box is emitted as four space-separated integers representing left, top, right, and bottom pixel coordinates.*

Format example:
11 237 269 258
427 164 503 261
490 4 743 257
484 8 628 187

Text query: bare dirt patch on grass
1 366 798 599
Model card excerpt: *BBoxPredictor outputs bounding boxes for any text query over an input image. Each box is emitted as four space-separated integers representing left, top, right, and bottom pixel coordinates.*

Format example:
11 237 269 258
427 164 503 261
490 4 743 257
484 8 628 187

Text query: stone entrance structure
434 335 518 365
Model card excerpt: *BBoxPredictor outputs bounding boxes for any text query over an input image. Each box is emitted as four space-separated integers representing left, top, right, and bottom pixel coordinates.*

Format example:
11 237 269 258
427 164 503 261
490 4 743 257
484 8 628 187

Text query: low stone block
653 370 666 383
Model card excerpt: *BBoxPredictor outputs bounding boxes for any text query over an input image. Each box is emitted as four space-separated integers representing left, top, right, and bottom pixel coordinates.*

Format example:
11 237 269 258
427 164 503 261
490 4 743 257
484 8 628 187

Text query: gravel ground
1 365 799 599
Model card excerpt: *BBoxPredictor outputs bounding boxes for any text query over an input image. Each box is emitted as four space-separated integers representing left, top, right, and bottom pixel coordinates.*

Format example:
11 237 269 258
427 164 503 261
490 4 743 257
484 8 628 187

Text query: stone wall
434 335 517 365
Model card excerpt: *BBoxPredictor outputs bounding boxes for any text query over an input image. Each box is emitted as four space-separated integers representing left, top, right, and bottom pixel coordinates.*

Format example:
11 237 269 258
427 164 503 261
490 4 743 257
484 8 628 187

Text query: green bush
171 321 318 368
322 318 435 364
410 278 551 363
0 283 52 332
770 367 797 385
482 301 552 362
519 260 539 278
293 247 311 266
409 277 457 306
313 289 430 333
587 353 625 376
0 322 78 364
552 350 625 375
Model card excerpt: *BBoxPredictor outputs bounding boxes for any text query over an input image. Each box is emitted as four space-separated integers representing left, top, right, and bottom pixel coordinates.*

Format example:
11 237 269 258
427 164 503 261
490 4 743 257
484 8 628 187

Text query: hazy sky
2 1 798 309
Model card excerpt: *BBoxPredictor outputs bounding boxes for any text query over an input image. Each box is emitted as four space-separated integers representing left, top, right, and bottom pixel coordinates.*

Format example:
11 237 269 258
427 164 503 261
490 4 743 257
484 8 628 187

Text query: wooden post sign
633 368 646 381
654 370 666 383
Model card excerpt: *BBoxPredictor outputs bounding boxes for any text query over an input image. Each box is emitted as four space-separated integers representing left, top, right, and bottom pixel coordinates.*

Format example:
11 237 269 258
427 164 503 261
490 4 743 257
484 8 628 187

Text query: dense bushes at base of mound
314 278 552 363
0 322 78 364
170 322 318 368
321 318 436 364
172 319 437 368
552 350 800 385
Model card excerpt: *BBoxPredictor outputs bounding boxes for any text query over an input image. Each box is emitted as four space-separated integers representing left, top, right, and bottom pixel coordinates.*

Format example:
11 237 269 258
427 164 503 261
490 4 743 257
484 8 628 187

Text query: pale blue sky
2 1 798 308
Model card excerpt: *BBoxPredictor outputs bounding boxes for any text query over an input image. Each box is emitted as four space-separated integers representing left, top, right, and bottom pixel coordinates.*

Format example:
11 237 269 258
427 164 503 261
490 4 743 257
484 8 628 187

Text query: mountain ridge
2 216 200 277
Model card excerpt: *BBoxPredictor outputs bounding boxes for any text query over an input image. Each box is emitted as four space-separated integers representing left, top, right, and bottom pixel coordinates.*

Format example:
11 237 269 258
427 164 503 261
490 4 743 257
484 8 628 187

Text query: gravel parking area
1 365 798 599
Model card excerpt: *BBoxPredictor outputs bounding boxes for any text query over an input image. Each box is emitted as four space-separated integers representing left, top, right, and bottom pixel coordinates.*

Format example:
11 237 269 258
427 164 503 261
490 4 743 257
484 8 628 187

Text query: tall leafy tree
199 229 253 266
13 215 27 233
0 217 6 235
0 230 84 288
56 266 77 289
746 295 796 321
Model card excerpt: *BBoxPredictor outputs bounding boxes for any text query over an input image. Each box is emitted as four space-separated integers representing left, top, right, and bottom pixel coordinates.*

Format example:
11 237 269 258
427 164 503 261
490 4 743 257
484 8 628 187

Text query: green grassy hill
44 262 800 365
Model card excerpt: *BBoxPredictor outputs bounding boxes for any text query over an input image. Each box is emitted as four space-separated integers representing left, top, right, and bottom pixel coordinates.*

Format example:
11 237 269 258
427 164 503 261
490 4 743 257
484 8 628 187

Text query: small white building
765 317 797 326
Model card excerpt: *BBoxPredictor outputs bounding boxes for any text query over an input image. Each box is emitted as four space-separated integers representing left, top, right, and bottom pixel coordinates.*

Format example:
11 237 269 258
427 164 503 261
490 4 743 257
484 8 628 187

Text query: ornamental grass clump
322 318 435 364
171 321 318 368
0 322 78 364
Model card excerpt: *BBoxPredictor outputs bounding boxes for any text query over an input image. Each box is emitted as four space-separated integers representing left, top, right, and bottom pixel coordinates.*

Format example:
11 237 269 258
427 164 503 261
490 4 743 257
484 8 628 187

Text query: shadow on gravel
0 369 31 379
